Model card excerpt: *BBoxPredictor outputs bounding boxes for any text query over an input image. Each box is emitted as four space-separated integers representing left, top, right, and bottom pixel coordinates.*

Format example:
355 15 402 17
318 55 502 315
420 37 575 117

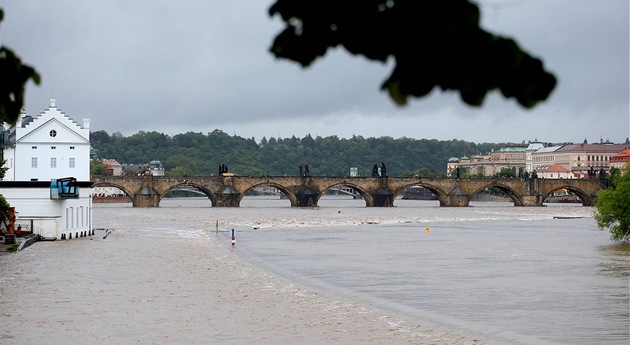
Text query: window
31 157 38 168
70 146 75 150
49 129 57 137
51 146 56 150
32 146 37 149
69 158 75 168
51 157 57 168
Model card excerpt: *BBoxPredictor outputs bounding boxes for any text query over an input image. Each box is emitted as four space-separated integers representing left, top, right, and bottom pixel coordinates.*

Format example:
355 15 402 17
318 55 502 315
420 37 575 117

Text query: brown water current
0 197 627 345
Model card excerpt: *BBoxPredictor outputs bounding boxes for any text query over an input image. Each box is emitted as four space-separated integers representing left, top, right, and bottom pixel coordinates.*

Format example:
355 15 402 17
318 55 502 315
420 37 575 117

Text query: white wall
1 186 93 240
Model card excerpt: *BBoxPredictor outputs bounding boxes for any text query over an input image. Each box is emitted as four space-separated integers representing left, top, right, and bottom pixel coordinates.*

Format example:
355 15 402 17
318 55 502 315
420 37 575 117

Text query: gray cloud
2 0 628 143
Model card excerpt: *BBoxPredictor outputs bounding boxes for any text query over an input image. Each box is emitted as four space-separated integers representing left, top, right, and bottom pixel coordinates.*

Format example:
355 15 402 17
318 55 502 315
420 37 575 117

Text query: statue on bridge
219 164 229 175
300 164 310 177
380 162 387 178
372 164 379 177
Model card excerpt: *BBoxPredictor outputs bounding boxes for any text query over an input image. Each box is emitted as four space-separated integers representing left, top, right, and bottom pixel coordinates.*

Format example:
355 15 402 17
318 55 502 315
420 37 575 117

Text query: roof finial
50 98 56 108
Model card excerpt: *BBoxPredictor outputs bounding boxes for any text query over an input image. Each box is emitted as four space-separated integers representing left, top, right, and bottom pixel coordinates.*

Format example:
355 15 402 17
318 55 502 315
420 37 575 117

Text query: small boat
553 216 584 219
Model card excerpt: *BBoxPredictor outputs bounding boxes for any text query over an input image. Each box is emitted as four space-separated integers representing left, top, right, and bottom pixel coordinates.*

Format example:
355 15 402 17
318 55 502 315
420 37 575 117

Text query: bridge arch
469 182 523 206
542 185 594 206
160 182 215 205
239 182 298 207
317 182 373 206
391 183 449 207
91 181 135 203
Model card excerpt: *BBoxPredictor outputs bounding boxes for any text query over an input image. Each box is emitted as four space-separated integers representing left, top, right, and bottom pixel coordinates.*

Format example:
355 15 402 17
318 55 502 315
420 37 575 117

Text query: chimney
83 117 91 130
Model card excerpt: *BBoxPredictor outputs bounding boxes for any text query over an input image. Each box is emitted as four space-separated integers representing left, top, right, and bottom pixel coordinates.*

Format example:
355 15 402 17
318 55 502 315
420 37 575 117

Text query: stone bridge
90 175 606 208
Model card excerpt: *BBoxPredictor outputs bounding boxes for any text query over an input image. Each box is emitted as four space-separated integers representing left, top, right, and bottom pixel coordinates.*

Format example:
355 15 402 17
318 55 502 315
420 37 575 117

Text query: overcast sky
1 1 628 144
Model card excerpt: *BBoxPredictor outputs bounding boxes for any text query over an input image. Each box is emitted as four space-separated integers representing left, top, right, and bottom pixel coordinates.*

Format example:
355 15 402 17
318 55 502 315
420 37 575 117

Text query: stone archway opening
240 183 294 207
318 183 368 207
161 184 214 207
542 187 591 206
470 184 522 207
393 184 446 207
91 182 134 205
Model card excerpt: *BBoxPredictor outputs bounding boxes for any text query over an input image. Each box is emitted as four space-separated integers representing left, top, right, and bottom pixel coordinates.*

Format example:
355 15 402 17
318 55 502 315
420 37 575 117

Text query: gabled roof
13 99 89 145
17 117 89 144
536 163 571 173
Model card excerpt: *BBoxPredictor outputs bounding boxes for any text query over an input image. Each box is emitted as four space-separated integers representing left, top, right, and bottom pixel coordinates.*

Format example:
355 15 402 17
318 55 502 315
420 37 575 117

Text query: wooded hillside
91 130 503 177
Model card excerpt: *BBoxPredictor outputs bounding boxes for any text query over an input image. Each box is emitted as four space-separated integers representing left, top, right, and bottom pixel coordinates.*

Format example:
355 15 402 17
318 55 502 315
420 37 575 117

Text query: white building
1 99 93 240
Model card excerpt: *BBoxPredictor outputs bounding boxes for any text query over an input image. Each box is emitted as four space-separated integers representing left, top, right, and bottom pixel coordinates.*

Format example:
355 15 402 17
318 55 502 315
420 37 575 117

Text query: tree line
90 129 504 177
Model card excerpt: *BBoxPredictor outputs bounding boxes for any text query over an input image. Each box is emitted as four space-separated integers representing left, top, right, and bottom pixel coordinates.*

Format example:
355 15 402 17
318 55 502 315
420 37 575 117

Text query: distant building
103 159 123 176
450 140 628 179
451 143 527 177
536 163 574 179
148 160 164 176
610 148 630 170
1 99 93 239
554 142 627 178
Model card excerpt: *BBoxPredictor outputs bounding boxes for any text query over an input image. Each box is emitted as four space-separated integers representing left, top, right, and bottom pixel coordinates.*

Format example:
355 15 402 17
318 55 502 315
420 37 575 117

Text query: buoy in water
231 228 236 246
425 227 430 233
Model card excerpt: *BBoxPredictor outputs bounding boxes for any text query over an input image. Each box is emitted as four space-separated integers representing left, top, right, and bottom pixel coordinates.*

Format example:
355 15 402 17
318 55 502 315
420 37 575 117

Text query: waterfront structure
0 99 93 239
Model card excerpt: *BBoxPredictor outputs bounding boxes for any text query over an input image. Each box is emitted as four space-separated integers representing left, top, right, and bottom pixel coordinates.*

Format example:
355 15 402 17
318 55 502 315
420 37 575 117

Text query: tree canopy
90 129 502 178
595 165 630 242
269 0 556 108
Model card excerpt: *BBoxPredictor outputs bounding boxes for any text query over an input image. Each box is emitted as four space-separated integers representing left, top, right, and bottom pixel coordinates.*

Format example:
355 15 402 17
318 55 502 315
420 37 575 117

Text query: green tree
0 9 41 125
90 158 108 175
269 0 556 108
494 167 517 178
595 164 630 242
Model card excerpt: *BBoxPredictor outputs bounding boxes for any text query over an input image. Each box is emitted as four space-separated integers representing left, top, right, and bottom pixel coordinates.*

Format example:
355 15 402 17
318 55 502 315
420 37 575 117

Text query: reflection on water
597 243 630 278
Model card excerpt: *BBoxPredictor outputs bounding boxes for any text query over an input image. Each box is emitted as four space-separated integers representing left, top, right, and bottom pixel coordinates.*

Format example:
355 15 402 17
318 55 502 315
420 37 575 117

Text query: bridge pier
520 195 543 206
447 185 470 207
371 188 394 207
214 186 240 207
134 186 160 207
296 187 317 207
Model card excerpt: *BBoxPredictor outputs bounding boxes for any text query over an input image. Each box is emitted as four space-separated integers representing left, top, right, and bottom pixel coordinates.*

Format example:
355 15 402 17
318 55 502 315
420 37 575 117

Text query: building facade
1 99 93 239
450 140 628 179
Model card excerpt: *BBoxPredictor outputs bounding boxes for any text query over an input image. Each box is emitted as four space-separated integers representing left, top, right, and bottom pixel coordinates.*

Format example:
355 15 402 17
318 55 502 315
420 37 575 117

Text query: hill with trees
91 129 504 177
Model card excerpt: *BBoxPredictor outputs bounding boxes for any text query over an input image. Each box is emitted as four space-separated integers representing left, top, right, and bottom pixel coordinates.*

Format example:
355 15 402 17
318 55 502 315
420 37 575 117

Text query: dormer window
49 130 57 138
